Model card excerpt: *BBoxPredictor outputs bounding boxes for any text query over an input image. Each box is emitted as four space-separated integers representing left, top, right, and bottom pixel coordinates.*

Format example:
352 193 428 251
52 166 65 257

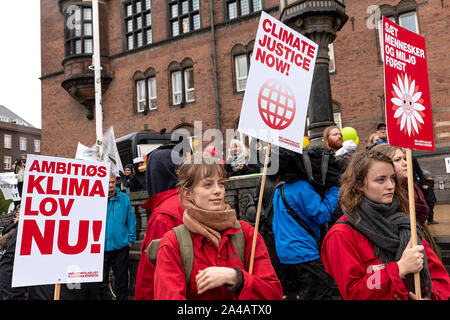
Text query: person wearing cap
129 157 146 192
376 123 388 141
119 164 133 192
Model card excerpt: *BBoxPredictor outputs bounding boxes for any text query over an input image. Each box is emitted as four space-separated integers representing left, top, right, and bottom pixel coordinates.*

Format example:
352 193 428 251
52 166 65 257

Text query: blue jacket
272 181 339 264
105 188 136 251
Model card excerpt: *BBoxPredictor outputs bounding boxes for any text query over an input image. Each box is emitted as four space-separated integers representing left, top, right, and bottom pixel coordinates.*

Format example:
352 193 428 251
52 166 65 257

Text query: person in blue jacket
98 173 136 300
272 146 340 300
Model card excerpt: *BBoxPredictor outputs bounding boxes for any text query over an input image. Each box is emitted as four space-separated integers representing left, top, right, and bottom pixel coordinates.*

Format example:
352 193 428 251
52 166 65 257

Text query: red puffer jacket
321 216 450 300
134 189 184 300
154 220 283 300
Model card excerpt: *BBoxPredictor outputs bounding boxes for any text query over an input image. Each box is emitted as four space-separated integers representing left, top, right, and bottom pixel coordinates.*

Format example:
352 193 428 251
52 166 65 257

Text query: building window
125 0 153 50
4 156 11 170
328 43 336 73
377 1 419 63
20 137 27 151
399 11 418 33
168 0 201 37
232 42 253 92
169 59 195 106
227 0 262 20
34 139 41 153
4 135 11 149
134 68 158 113
235 55 250 92
64 6 93 56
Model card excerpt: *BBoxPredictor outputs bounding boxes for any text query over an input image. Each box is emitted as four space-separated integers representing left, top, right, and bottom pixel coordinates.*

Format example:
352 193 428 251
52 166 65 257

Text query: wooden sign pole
405 148 422 300
249 143 271 274
54 283 61 300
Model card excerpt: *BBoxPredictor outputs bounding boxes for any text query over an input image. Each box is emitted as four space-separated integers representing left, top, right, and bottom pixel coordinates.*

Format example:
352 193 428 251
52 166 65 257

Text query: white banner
238 11 318 153
75 126 123 176
12 155 110 287
0 172 20 201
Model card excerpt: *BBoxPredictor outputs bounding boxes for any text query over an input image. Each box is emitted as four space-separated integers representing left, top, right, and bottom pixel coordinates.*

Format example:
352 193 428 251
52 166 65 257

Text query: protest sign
0 172 20 201
12 155 110 287
238 11 318 154
75 126 123 176
382 17 434 151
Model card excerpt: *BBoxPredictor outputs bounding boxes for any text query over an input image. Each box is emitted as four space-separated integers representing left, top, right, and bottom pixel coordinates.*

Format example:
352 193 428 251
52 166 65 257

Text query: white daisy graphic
391 73 425 136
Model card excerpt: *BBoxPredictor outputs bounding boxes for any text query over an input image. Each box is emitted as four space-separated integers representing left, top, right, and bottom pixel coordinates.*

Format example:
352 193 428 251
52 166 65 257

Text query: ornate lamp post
279 1 348 144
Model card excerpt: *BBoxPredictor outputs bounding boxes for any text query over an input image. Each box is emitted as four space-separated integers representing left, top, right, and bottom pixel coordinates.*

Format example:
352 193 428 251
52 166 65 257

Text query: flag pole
405 148 422 299
54 0 103 300
92 0 103 162
249 143 271 274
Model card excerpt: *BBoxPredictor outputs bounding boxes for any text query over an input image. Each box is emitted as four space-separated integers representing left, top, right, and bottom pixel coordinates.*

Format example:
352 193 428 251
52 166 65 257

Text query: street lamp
279 1 348 144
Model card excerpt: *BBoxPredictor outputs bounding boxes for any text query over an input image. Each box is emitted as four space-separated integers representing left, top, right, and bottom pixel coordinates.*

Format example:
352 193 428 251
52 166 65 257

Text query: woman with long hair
321 150 450 300
153 163 283 300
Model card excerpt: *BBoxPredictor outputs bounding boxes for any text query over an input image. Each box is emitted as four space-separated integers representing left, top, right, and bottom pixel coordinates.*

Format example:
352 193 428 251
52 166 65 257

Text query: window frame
134 69 158 113
168 0 201 38
226 0 263 20
19 137 27 151
124 0 153 51
64 5 93 57
235 54 250 92
4 134 11 149
34 139 41 153
169 59 195 107
231 42 253 93
4 156 11 170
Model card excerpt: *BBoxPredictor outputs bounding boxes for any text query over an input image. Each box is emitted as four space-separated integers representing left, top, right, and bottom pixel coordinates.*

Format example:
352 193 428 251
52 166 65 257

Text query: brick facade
41 0 449 199
0 122 41 172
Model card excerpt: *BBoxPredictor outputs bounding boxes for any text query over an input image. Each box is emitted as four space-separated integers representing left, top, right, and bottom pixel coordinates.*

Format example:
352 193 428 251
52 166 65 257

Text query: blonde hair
367 133 379 147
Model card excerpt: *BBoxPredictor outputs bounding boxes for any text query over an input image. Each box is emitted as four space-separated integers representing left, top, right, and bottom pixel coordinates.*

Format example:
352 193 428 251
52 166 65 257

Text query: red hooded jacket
153 220 283 300
134 188 184 300
322 216 450 300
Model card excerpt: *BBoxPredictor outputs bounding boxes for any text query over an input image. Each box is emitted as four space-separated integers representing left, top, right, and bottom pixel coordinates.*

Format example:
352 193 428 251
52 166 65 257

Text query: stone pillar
279 1 348 146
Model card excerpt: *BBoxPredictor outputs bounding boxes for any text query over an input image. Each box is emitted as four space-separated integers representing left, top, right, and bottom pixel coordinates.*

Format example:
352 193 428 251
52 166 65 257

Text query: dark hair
340 150 408 216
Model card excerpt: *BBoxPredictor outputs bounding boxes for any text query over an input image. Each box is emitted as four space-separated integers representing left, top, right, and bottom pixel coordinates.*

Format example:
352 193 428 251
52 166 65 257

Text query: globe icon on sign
258 79 296 130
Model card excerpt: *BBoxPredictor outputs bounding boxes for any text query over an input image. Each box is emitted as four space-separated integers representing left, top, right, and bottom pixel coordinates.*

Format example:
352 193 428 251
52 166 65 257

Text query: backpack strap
173 224 194 288
230 220 245 268
278 183 321 246
146 222 246 294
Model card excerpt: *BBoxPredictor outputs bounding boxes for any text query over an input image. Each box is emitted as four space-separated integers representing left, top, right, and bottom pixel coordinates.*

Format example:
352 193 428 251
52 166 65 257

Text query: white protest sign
12 155 110 287
75 126 123 177
0 172 20 201
238 11 318 153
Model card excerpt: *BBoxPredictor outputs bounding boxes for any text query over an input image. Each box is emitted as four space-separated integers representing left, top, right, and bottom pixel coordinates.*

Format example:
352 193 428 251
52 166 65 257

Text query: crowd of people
0 123 449 301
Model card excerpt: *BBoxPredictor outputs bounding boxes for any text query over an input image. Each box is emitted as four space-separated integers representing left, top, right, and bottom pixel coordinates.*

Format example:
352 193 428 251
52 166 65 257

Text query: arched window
231 41 254 92
168 58 195 106
133 67 157 113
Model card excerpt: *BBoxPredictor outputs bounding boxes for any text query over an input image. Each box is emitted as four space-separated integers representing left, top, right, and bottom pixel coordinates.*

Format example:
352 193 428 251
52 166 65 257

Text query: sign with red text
238 11 318 153
382 17 434 151
12 155 110 287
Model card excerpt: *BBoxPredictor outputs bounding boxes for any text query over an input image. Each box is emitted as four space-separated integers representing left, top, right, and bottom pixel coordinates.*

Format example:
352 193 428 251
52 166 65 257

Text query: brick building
0 105 41 173
40 0 449 200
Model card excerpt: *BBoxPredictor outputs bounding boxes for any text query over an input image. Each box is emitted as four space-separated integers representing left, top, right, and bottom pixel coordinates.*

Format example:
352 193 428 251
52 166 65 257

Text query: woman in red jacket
322 150 450 300
372 144 429 228
153 163 283 300
134 148 184 300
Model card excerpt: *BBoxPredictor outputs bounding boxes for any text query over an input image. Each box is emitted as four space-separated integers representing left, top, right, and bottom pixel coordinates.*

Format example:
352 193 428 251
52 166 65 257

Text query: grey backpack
146 221 245 287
